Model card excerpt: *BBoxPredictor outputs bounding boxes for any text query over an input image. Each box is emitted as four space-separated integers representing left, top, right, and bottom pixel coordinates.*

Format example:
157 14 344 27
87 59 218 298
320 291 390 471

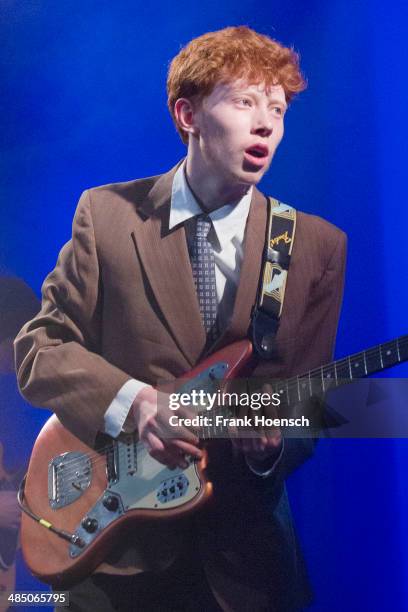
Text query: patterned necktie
191 214 218 344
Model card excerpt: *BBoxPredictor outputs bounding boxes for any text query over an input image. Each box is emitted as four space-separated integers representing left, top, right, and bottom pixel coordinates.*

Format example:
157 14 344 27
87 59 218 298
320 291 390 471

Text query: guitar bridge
48 452 92 509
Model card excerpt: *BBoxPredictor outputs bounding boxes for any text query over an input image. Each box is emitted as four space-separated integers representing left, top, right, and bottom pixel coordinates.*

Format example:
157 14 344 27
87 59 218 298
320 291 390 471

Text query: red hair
167 26 307 143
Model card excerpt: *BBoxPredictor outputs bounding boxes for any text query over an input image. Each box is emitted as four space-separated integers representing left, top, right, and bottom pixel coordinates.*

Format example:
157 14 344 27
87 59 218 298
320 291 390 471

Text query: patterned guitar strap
251 197 296 359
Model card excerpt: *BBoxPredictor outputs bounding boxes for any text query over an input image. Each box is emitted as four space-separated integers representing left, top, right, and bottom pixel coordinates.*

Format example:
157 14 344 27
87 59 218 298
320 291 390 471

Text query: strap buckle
251 309 279 359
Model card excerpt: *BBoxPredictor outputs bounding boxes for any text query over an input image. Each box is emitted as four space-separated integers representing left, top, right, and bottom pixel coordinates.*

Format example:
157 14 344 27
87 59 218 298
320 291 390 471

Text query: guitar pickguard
68 436 202 558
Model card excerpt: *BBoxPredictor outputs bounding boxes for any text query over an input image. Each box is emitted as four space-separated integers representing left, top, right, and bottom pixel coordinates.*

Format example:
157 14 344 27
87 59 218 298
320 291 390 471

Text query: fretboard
196 335 408 439
277 334 408 408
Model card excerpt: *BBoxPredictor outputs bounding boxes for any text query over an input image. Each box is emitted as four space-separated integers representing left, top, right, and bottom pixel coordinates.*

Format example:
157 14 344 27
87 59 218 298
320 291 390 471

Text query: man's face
191 79 287 189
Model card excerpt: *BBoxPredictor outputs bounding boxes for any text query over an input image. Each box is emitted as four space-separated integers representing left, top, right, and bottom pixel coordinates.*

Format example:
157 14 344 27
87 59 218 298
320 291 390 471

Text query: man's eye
273 107 284 116
238 98 252 107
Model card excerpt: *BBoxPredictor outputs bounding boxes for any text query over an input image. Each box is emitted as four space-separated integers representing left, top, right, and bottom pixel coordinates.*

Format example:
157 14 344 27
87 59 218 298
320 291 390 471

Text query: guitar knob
103 494 119 511
81 517 98 533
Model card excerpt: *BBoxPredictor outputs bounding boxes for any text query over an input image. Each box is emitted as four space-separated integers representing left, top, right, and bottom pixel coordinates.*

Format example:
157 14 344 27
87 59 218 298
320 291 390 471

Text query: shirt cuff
104 379 149 438
245 438 285 478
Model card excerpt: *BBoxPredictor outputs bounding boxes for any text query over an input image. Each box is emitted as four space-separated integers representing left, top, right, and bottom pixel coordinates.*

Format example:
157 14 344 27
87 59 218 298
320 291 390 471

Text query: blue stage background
2 1 407 609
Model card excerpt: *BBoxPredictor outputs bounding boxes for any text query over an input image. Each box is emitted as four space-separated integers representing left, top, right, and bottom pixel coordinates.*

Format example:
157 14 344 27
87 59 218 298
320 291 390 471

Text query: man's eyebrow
227 87 288 108
228 86 252 95
268 98 288 109
226 82 262 93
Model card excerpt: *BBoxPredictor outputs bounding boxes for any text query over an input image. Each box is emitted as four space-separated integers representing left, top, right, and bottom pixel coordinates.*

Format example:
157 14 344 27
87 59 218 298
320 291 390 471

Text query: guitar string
47 336 408 475
46 403 249 481
47 337 408 475
48 415 235 481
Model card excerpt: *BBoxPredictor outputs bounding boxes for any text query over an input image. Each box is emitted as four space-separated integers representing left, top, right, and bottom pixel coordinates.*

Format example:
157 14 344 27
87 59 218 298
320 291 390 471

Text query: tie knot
196 214 212 240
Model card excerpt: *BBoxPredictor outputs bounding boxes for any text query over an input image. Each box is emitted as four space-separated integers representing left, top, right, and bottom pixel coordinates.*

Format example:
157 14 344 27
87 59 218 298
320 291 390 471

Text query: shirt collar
169 161 252 250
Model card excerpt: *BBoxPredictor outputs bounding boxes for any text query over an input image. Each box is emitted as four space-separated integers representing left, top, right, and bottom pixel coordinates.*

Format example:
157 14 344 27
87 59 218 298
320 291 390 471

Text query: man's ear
174 98 199 138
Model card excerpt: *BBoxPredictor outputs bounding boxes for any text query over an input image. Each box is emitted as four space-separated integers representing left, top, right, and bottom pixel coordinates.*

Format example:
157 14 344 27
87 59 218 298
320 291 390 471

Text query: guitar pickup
157 474 189 504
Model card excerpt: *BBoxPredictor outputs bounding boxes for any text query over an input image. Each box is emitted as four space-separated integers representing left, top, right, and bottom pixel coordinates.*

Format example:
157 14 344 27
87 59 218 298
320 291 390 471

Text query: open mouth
244 144 269 166
245 145 269 158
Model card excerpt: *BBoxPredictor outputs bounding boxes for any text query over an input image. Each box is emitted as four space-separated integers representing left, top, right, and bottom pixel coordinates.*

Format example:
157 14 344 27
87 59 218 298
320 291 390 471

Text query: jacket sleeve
14 190 132 447
249 227 347 481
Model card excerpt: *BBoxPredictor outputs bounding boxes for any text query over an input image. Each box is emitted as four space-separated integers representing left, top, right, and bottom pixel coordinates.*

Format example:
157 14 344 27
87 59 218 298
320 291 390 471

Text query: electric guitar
19 335 408 587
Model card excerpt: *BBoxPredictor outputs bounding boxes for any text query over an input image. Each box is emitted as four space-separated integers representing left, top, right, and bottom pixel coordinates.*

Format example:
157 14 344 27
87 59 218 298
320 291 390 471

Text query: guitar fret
288 379 300 405
322 363 336 390
275 384 287 409
363 351 368 375
397 338 401 362
298 376 310 402
309 369 322 397
349 353 366 378
321 366 325 392
335 359 350 380
364 347 382 375
399 336 408 360
348 356 352 379
381 340 399 367
379 344 384 369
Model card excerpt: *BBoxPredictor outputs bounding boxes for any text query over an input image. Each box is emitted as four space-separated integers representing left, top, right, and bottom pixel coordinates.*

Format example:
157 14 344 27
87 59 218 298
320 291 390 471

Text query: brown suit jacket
15 162 347 609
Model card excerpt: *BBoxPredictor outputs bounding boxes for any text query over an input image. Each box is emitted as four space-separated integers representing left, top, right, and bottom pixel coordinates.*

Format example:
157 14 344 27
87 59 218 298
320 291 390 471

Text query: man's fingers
144 431 200 469
155 404 200 442
147 435 183 469
264 432 282 448
162 420 199 444
170 438 203 460
144 429 165 452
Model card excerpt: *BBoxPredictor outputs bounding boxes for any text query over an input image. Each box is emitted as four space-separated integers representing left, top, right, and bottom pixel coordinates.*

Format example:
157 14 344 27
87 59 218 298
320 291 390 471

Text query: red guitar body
20 340 253 587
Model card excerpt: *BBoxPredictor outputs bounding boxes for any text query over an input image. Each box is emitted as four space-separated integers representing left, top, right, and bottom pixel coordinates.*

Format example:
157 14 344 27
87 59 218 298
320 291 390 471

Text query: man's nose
251 109 273 137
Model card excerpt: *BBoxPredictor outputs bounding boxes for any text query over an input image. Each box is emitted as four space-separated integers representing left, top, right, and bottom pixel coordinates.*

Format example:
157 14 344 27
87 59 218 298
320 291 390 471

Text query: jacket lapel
132 165 267 364
131 164 206 367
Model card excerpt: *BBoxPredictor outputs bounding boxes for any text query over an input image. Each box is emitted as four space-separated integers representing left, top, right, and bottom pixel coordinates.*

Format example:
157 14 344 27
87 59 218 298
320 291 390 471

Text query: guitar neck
194 334 408 439
277 334 408 408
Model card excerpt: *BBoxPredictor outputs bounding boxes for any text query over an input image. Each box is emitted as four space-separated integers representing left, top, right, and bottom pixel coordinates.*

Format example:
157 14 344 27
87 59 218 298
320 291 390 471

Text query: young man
15 26 346 611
